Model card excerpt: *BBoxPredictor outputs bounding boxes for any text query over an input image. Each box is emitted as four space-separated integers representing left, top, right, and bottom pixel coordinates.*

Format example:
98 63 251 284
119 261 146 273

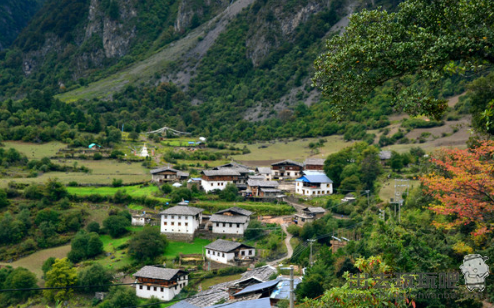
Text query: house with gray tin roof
201 169 242 193
246 179 280 198
255 167 272 180
271 160 303 179
207 297 272 308
151 166 189 183
205 239 255 265
303 158 325 170
133 266 188 301
159 206 204 241
210 207 252 236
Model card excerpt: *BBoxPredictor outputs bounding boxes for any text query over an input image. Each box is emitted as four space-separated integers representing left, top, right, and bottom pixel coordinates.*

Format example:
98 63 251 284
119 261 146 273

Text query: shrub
112 178 123 187
287 224 301 237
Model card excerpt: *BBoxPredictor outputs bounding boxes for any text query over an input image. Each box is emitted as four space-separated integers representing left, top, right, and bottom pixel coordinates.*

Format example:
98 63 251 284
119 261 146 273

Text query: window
223 223 226 227
213 251 215 255
229 223 232 227
147 286 150 291
237 224 240 228
249 250 253 255
164 222 167 225
216 223 220 227
175 286 177 290
171 222 175 226
178 216 181 219
185 222 188 226
164 215 168 219
241 251 245 256
212 183 214 186
139 285 143 289
222 253 225 257
208 250 210 254
154 287 157 291
171 215 174 219
161 288 164 292
178 222 181 226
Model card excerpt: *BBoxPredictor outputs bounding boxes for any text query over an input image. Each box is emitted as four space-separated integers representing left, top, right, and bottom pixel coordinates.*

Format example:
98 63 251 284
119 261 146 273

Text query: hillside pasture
2 141 66 159
67 185 159 198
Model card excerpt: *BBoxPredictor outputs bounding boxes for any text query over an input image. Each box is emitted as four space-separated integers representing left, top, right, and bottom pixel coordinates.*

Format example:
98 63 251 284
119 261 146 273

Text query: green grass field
67 185 159 198
235 136 352 164
164 238 211 259
3 141 66 159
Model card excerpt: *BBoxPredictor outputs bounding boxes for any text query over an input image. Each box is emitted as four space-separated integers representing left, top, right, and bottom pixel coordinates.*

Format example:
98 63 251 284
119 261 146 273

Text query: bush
287 225 301 237
86 221 100 234
103 215 130 238
128 226 168 262
112 178 123 187
93 153 103 160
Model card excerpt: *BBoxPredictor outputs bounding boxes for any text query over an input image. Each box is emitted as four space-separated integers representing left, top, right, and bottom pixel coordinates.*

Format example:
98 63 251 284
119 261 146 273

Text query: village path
268 224 293 266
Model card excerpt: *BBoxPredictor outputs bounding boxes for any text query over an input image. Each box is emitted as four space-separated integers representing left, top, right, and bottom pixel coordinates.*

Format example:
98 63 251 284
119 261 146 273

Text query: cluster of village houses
130 158 358 305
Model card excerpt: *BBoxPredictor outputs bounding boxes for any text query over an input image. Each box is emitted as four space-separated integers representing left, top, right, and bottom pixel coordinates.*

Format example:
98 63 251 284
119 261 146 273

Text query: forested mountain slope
0 0 45 50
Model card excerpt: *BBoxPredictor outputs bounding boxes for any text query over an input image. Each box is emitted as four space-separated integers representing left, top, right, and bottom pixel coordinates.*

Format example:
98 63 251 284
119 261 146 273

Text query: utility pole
289 265 294 308
308 239 316 266
365 190 370 207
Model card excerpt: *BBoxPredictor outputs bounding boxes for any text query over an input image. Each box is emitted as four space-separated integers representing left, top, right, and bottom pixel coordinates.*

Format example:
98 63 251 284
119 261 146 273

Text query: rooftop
271 159 303 167
210 214 249 224
233 279 280 297
160 206 204 216
150 166 180 174
207 298 271 308
296 174 333 183
202 169 241 177
247 179 279 188
133 266 185 280
170 301 200 308
303 207 326 214
255 167 271 174
215 207 253 217
379 151 392 160
205 239 253 253
304 158 325 166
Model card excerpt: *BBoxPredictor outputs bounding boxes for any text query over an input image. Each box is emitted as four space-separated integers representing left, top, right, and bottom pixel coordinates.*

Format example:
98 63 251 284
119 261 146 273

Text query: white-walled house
160 206 204 241
201 169 241 192
295 173 333 196
134 266 188 301
255 167 272 181
271 160 303 179
210 207 252 236
150 167 189 183
205 239 256 264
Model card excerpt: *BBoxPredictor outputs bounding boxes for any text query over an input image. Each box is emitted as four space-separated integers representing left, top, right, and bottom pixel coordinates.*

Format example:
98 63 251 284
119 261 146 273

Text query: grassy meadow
67 185 159 198
2 141 66 159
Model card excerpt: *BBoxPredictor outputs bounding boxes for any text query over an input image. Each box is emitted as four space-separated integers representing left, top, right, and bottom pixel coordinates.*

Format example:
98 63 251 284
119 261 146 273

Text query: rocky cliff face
174 0 230 32
246 1 329 67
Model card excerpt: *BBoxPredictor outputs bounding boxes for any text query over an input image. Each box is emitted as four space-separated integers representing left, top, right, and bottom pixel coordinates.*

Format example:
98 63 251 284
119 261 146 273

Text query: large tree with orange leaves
421 141 494 236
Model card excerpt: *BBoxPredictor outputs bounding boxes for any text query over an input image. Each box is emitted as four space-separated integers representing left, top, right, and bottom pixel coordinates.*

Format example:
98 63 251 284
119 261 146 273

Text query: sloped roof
150 166 180 174
202 169 241 176
205 239 253 253
210 214 249 224
133 266 186 280
301 170 326 176
379 151 392 160
296 174 333 183
233 279 280 297
271 159 303 167
303 207 326 214
240 265 277 282
256 167 271 174
170 301 200 308
215 207 253 216
213 162 250 170
248 175 265 180
160 206 204 216
270 278 302 300
177 171 189 177
207 297 271 308
304 158 325 166
247 179 279 188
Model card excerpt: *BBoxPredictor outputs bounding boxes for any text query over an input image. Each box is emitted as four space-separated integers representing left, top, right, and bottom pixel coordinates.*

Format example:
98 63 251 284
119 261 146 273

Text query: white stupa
138 144 149 157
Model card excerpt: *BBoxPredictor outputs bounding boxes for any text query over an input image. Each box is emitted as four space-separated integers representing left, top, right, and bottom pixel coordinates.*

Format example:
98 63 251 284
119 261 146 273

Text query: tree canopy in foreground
313 0 494 120
421 140 494 236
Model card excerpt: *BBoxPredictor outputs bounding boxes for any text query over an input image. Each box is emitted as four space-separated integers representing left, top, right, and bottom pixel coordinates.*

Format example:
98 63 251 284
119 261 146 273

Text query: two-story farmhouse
255 167 272 181
205 239 256 265
271 160 303 179
246 179 281 198
134 266 188 301
213 162 250 190
303 158 325 171
201 169 241 193
210 207 252 236
151 167 189 183
294 207 327 226
160 206 204 241
295 173 333 196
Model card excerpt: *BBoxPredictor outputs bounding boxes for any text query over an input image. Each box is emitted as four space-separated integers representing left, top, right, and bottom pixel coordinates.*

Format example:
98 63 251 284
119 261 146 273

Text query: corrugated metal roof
210 214 249 223
255 167 271 174
150 166 180 174
296 174 333 183
170 301 200 308
215 207 253 216
271 159 303 167
202 169 241 176
233 279 280 296
270 278 302 300
133 266 186 280
207 297 271 308
160 206 204 216
247 179 279 188
304 158 325 165
205 239 253 253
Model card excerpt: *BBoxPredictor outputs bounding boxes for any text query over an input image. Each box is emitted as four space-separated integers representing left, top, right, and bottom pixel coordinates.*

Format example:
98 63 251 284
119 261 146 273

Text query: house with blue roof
295 173 333 196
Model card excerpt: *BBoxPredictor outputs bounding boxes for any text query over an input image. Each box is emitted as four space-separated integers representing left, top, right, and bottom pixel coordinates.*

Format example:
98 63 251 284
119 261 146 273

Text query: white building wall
135 276 188 301
132 217 145 226
205 249 235 264
201 179 232 192
295 182 333 196
160 214 201 234
212 221 249 235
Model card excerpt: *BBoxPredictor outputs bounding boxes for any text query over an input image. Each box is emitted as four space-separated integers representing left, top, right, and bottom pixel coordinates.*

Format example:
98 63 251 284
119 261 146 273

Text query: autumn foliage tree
421 141 494 236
